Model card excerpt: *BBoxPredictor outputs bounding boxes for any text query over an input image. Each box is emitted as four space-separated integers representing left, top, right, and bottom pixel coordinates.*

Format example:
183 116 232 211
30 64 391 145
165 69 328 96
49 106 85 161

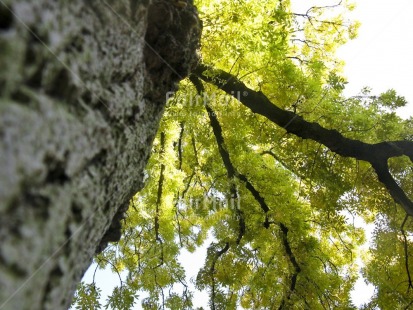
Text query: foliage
72 0 413 309
72 283 102 310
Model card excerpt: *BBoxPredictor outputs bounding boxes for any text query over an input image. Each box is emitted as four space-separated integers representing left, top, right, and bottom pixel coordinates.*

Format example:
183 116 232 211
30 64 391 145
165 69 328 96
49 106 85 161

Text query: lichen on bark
0 0 201 309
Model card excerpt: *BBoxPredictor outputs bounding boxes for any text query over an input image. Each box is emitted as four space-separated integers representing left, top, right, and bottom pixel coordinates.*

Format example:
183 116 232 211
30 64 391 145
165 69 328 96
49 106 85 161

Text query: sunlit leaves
105 287 137 310
378 89 407 110
362 215 413 309
72 283 102 310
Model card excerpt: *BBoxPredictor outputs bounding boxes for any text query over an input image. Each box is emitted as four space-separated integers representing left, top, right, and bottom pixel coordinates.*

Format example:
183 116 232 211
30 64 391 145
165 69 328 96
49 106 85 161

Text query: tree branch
190 75 302 307
190 75 268 216
177 122 185 170
155 132 166 243
278 223 301 310
401 215 413 291
209 242 230 310
193 63 413 216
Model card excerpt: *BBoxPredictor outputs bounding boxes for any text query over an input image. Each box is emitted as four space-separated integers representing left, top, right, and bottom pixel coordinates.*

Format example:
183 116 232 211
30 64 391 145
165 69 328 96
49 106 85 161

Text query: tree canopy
72 0 413 309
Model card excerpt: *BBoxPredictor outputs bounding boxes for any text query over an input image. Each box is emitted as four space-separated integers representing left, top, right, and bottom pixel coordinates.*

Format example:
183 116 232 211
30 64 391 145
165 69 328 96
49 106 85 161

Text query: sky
336 0 413 116
78 1 413 309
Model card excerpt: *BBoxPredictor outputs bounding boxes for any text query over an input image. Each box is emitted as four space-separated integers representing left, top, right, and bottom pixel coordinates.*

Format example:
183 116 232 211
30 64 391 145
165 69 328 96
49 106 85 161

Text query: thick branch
193 64 413 215
205 104 237 179
191 75 249 244
205 102 269 214
190 75 269 216
205 105 269 214
372 162 413 215
194 64 413 161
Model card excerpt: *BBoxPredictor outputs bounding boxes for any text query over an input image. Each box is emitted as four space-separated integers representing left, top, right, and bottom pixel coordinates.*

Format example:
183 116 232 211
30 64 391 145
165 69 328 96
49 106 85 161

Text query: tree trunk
0 0 201 309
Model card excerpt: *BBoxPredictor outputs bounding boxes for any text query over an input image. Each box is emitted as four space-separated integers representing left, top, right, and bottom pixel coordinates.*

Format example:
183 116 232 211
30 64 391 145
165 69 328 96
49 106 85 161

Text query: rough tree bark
0 0 201 309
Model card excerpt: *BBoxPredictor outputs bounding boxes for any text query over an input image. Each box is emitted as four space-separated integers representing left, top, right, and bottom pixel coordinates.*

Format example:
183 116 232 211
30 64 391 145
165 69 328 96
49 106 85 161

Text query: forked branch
193 63 413 216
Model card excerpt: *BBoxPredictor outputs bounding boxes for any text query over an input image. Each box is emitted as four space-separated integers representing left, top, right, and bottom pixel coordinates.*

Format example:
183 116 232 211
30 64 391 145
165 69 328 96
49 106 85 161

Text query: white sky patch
177 234 214 309
336 0 413 117
341 210 376 307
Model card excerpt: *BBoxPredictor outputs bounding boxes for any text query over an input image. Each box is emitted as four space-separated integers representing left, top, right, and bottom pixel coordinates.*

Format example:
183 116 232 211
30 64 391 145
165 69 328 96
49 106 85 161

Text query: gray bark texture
0 0 201 309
